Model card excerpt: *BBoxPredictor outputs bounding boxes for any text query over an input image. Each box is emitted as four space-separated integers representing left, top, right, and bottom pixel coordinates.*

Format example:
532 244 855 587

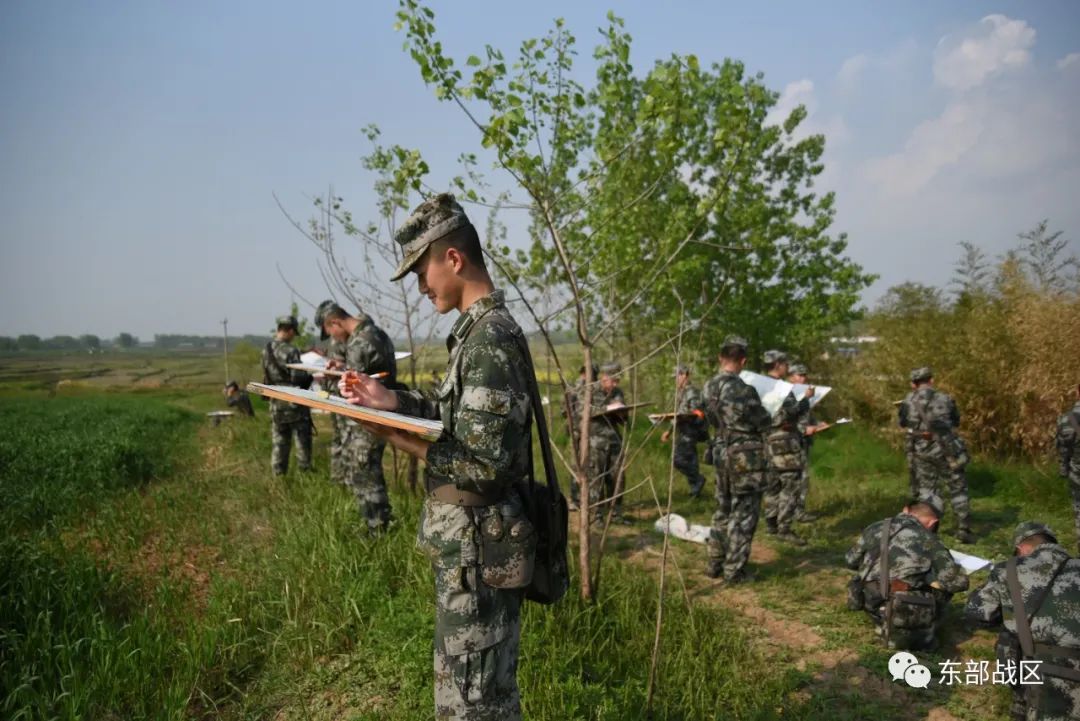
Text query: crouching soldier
845 494 968 650
965 522 1080 721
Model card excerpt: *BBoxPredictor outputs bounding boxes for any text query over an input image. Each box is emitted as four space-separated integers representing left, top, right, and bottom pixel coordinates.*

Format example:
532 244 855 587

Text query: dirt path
579 508 969 721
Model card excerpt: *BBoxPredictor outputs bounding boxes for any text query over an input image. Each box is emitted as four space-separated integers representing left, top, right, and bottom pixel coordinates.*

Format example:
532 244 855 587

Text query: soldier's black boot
705 562 723 579
777 529 807 546
765 517 778 535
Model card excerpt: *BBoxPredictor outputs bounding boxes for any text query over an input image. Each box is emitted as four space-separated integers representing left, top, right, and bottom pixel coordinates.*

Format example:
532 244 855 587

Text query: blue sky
1 1 1078 338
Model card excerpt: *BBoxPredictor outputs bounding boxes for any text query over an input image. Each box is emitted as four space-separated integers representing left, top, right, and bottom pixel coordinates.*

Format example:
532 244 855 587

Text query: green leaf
466 55 482 67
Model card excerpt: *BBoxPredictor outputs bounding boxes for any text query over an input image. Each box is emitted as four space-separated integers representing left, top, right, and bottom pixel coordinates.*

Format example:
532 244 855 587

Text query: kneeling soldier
965 522 1080 721
845 495 968 650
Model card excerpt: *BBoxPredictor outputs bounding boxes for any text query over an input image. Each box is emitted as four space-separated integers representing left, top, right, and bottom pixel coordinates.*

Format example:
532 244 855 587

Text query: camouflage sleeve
346 332 390 376
280 345 312 387
928 536 970 594
395 388 440 420
1057 413 1076 476
424 331 530 494
845 527 871 570
964 563 1006 626
898 399 909 429
949 396 961 429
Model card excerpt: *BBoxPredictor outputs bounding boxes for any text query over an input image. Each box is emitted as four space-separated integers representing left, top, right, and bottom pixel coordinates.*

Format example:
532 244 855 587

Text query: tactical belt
429 483 505 508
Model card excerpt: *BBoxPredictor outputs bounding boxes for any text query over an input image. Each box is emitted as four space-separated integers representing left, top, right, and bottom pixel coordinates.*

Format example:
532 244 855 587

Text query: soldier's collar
448 290 505 344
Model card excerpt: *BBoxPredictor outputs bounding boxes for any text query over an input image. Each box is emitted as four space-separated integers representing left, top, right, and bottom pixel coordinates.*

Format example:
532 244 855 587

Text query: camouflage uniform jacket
226 391 255 417
702 370 771 492
899 387 962 460
261 338 312 423
674 384 707 443
1057 401 1080 479
845 513 968 595
345 314 397 384
766 389 806 471
395 289 533 651
965 543 1080 718
590 386 626 447
322 337 346 395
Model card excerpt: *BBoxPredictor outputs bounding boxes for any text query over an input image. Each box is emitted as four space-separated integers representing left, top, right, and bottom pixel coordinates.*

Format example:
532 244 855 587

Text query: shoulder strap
1007 557 1036 658
513 332 562 499
879 518 893 595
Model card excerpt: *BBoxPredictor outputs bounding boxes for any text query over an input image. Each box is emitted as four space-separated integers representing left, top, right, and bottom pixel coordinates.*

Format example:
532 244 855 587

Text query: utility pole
222 318 230 384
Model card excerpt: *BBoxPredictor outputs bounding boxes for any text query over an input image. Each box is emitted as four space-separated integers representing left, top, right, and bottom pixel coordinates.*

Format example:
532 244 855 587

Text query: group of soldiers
234 193 1080 718
566 334 1079 718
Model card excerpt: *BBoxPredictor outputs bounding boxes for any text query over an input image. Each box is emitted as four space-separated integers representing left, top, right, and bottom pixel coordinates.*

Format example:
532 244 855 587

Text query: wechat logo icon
889 651 932 689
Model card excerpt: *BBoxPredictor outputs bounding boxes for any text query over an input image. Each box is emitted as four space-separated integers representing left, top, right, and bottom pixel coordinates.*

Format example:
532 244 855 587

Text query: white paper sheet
653 513 712 545
949 549 993 574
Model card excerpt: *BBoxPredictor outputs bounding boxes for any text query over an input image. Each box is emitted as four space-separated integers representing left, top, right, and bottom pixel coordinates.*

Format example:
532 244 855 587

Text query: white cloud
1058 52 1080 70
863 100 982 195
836 54 867 92
766 78 816 128
933 14 1035 91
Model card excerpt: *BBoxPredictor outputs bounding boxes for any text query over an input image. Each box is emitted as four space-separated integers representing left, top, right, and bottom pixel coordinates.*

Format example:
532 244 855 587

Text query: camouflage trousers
587 436 624 514
433 565 522 721
270 415 312 475
763 469 801 533
343 423 391 531
673 438 705 496
707 468 762 579
329 413 349 485
793 466 811 518
910 453 971 530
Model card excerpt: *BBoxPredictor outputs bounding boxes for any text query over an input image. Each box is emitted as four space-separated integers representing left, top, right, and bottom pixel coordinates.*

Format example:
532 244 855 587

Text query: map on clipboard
246 383 443 441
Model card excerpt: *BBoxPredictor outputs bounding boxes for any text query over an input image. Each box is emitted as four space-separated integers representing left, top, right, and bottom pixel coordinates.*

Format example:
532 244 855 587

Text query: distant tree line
0 332 272 352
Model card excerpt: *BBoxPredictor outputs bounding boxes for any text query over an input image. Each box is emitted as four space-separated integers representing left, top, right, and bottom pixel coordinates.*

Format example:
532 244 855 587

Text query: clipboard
591 401 652 419
246 383 443 441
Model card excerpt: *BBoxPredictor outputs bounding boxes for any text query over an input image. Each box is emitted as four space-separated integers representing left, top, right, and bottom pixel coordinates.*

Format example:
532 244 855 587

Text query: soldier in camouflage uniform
787 363 830 523
702 336 772 583
223 381 255 417
898 367 974 543
319 301 398 531
340 194 539 720
965 522 1080 721
313 300 349 486
260 315 314 475
761 350 813 546
660 365 707 498
1055 387 1080 554
564 364 597 510
845 495 968 650
590 363 628 519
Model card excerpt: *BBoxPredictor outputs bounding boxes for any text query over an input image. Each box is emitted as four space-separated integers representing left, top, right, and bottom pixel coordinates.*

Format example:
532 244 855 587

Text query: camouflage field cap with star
390 193 473 281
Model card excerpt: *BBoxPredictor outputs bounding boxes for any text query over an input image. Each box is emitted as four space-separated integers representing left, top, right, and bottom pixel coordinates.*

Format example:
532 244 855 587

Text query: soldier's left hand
803 385 816 400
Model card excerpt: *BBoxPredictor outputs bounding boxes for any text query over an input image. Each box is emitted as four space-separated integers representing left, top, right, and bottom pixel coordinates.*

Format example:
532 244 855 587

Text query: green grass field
0 351 1073 720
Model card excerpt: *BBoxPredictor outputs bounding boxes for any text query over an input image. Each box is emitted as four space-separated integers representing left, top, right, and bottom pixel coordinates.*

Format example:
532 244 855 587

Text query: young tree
396 1 871 600
1018 219 1077 294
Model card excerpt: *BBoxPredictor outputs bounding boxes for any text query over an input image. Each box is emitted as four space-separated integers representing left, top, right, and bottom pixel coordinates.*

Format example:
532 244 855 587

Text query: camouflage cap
721 335 749 349
390 193 472 281
275 315 298 330
788 362 809 376
762 349 788 365
313 299 345 340
599 362 622 376
915 492 945 519
910 366 933 383
1011 521 1058 548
